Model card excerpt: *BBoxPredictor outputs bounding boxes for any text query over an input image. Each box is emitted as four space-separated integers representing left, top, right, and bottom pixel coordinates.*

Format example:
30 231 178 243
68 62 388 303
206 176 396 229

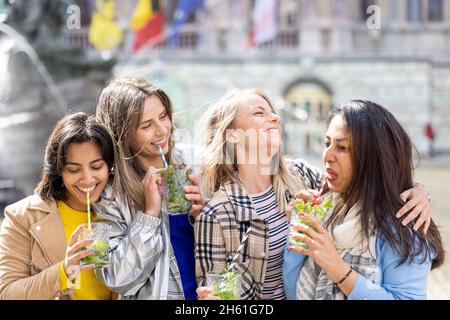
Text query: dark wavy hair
35 112 115 201
326 100 444 270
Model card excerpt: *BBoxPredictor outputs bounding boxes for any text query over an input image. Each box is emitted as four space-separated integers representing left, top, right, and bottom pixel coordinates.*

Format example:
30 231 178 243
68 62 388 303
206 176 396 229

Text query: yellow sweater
57 201 112 300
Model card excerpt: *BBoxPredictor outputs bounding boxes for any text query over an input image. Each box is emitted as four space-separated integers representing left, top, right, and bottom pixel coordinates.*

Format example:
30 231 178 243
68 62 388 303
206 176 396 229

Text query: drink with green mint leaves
206 270 242 300
158 165 193 215
288 199 333 250
79 223 110 268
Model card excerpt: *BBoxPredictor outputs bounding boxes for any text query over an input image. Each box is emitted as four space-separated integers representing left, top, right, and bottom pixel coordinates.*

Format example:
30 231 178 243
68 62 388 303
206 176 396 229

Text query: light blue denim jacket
283 231 433 300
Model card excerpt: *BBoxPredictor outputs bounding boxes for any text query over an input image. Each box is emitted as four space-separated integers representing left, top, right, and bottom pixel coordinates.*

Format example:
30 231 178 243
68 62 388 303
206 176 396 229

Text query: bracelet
336 267 353 285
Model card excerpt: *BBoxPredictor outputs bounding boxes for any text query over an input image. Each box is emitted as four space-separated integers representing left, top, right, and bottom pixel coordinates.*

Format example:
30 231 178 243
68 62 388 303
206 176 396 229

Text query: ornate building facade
64 0 450 156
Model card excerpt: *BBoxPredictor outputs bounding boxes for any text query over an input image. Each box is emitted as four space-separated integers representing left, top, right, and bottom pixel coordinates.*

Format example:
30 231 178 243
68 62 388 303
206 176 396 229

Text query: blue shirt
283 232 433 300
168 214 197 300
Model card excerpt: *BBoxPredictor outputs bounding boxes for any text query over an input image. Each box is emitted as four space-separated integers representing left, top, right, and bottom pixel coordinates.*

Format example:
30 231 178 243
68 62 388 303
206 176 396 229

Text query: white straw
228 228 251 271
158 145 168 168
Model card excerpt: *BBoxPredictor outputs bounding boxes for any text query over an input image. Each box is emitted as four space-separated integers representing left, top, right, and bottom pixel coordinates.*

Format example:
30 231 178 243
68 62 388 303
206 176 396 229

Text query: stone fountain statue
6 0 72 46
4 0 115 81
0 0 115 214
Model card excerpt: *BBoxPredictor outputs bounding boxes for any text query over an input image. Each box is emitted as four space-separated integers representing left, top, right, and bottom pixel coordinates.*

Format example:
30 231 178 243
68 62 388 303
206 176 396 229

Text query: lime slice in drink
91 239 108 251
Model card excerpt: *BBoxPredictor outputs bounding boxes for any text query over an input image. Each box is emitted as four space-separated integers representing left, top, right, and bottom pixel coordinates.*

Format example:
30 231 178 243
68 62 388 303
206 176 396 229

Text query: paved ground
416 165 450 299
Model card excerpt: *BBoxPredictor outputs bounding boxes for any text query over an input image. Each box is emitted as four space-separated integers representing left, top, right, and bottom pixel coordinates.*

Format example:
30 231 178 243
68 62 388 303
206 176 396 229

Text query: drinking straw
158 145 168 168
87 191 92 231
313 176 328 202
228 228 251 272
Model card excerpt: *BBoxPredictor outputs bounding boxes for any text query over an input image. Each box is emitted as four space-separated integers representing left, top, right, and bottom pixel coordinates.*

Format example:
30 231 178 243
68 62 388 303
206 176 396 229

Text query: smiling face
62 141 110 211
129 95 172 169
323 115 353 193
231 94 282 164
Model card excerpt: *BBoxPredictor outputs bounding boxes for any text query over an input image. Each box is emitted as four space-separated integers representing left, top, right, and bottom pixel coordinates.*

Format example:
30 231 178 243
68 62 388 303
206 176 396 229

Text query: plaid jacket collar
221 160 316 223
223 180 264 223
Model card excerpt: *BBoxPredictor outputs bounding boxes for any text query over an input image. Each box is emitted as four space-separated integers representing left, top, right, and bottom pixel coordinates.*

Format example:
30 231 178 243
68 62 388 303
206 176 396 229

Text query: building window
301 0 316 21
332 0 346 19
408 0 444 23
277 0 298 48
279 0 299 26
428 0 443 21
407 0 422 22
283 80 332 157
75 0 95 26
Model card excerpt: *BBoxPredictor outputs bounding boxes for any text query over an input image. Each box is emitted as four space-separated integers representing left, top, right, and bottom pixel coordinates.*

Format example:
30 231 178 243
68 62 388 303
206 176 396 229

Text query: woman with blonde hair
93 78 205 300
195 89 433 300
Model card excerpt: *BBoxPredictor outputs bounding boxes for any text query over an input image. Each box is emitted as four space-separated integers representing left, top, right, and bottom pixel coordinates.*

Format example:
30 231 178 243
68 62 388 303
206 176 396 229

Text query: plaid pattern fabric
195 159 324 300
290 159 324 191
153 209 185 300
296 197 379 300
297 249 378 300
166 225 185 300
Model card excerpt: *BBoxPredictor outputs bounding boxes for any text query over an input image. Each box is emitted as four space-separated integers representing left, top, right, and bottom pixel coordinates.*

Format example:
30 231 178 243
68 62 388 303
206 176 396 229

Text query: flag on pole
131 0 154 30
167 0 204 48
131 0 165 52
249 0 278 46
88 0 123 51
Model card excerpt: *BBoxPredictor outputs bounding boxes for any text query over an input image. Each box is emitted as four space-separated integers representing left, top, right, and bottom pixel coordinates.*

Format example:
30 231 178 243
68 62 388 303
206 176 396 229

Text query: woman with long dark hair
284 100 444 300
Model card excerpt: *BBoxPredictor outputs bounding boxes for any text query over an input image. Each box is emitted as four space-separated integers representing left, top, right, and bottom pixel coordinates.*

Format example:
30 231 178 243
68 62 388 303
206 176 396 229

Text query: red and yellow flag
131 0 165 52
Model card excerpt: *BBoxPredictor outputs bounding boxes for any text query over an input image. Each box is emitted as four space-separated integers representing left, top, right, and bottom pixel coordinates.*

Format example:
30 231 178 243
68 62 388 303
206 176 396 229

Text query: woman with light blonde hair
195 89 433 300
93 77 205 300
200 89 309 212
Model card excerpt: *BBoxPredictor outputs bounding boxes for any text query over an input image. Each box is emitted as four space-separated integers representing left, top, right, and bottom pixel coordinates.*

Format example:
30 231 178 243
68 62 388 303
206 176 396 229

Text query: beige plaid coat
194 159 324 300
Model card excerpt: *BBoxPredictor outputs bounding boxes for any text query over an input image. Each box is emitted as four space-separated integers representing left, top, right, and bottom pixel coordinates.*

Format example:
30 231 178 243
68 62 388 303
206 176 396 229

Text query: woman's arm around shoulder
289 158 325 190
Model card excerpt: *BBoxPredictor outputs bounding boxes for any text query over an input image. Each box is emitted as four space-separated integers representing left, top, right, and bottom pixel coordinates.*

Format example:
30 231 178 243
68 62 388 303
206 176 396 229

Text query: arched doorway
282 79 333 158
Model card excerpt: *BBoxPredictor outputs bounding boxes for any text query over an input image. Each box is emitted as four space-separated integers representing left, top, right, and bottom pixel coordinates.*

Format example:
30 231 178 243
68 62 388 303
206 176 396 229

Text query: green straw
158 145 168 168
87 191 92 231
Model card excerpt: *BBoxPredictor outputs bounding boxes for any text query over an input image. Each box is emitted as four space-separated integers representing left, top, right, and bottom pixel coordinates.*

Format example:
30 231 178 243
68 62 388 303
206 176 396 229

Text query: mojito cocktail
288 199 332 250
158 165 193 214
206 270 242 300
79 223 110 268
